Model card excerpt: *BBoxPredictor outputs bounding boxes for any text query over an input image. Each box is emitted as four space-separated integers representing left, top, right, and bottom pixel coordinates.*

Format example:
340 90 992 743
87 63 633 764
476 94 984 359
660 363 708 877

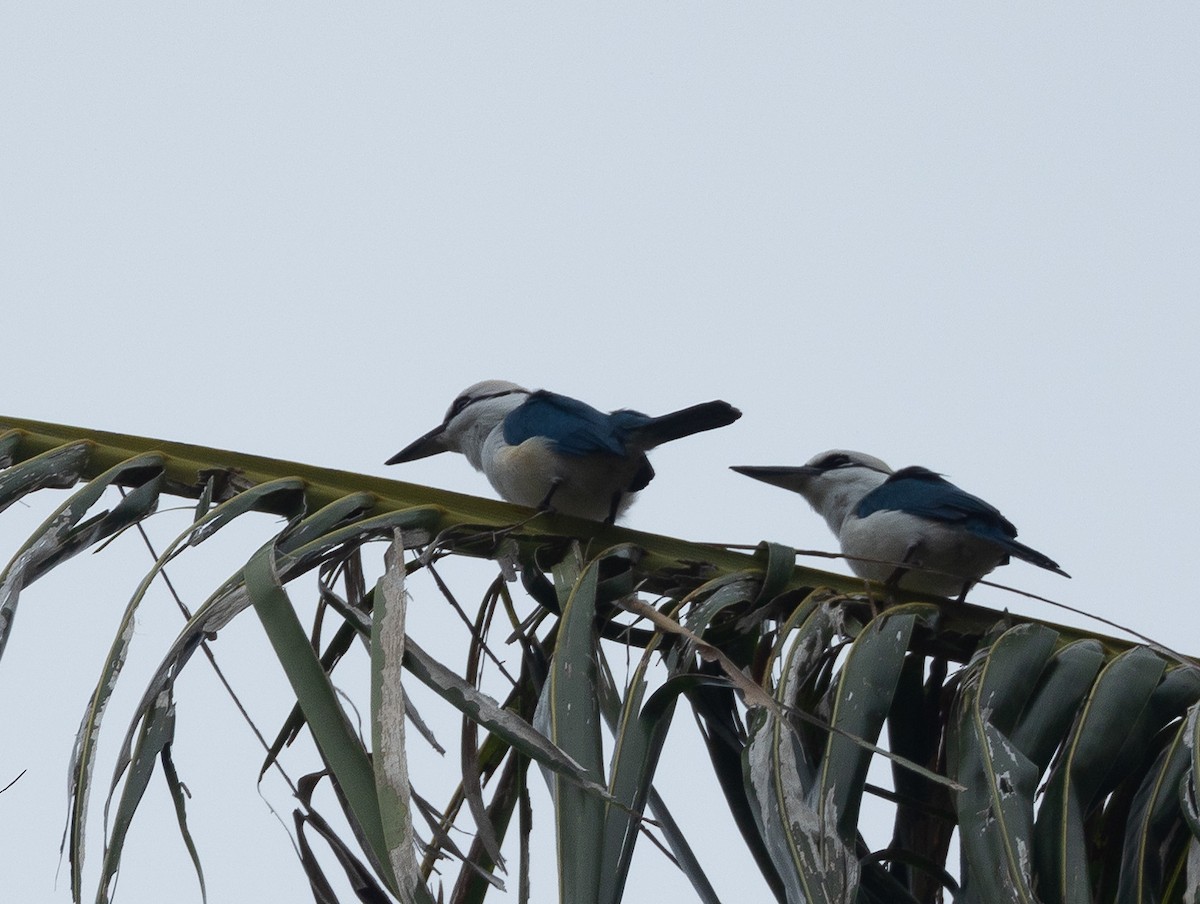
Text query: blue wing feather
503 390 649 457
856 466 1018 537
857 466 1067 576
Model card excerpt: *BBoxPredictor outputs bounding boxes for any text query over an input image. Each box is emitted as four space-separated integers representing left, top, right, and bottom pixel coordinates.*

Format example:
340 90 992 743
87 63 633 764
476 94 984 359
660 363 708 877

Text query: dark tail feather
631 401 742 447
998 537 1070 578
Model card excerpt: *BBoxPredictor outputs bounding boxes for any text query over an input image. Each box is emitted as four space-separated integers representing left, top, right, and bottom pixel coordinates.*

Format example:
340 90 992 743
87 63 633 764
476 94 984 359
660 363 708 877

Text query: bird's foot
882 566 908 607
603 491 625 526
536 478 564 513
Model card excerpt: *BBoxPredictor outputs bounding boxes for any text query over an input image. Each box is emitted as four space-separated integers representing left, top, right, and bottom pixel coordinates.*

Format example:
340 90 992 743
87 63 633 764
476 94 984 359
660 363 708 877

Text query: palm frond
0 415 1196 904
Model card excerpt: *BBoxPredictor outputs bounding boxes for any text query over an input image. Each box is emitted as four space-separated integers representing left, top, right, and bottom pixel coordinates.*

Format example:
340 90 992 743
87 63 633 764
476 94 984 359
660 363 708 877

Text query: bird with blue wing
388 380 741 523
732 449 1068 601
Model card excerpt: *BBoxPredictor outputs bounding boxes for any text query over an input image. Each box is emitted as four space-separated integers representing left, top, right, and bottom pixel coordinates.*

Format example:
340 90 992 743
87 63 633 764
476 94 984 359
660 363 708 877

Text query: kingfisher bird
388 380 741 523
732 449 1068 600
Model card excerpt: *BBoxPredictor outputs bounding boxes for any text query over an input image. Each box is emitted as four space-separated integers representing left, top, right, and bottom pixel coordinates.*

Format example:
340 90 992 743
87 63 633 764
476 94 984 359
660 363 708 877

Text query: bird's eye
819 453 852 469
446 395 473 420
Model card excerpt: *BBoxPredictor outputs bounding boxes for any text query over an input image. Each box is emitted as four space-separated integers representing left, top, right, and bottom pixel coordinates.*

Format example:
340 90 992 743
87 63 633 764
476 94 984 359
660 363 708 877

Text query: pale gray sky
2 5 1198 902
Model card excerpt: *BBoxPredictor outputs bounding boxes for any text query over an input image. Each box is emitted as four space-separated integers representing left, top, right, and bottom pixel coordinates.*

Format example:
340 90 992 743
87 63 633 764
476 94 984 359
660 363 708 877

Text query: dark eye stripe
818 453 852 470
445 388 527 422
447 396 473 419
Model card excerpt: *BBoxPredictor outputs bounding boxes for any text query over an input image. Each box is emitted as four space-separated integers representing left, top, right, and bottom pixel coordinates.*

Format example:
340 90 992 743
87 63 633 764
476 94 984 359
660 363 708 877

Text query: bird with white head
733 449 1068 601
389 380 742 524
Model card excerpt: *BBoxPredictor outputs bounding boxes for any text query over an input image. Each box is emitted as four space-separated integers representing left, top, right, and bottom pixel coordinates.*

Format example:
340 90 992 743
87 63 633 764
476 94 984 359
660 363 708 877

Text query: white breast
482 435 562 509
481 433 644 521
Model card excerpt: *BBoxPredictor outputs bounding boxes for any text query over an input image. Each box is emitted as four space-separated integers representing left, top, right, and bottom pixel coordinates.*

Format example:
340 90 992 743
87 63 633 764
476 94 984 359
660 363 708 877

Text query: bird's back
502 390 631 457
855 466 1018 538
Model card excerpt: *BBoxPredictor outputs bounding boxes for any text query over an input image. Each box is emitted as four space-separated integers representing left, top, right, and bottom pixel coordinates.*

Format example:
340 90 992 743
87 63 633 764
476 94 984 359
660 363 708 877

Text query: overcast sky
2 5 1198 903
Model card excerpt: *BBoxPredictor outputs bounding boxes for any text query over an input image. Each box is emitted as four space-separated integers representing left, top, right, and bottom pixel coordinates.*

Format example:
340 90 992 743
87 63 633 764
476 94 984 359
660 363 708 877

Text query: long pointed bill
729 465 820 494
385 423 449 464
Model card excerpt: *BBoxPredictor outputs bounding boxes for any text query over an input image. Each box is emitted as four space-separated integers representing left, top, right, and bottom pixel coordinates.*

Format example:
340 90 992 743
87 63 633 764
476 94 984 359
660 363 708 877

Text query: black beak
730 465 821 493
385 423 449 464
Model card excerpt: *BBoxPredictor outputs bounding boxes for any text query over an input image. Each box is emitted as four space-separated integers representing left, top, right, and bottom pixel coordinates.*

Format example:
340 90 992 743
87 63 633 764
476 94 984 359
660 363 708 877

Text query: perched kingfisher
733 449 1068 600
389 380 741 523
